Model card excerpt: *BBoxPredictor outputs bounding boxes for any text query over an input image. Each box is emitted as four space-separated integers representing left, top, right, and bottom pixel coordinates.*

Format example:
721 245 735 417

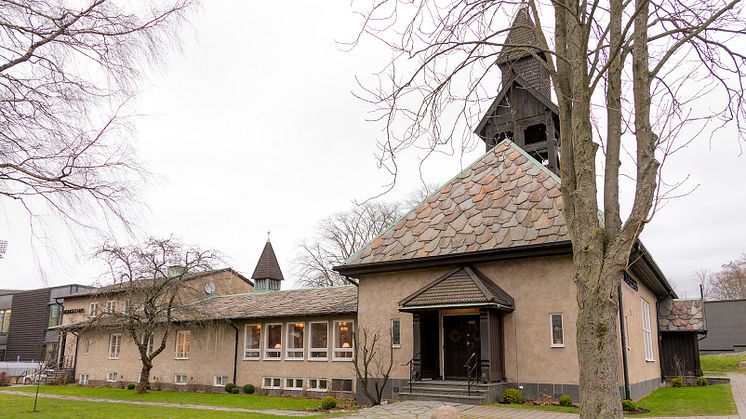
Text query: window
106 301 116 314
79 374 89 385
262 377 282 389
123 299 132 314
214 376 229 386
84 339 90 355
175 330 190 359
641 299 655 361
333 320 354 360
307 378 328 392
106 371 118 382
332 379 353 392
174 374 188 385
89 302 99 318
244 324 261 359
286 322 304 359
391 319 401 348
0 309 10 334
264 324 282 359
550 314 564 347
108 334 121 359
141 334 154 356
47 304 63 328
309 322 328 360
285 378 303 390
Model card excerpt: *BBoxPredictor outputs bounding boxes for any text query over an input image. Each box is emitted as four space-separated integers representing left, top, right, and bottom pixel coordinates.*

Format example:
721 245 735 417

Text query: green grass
0 393 332 418
488 402 579 414
700 353 746 376
631 384 736 417
7 385 322 411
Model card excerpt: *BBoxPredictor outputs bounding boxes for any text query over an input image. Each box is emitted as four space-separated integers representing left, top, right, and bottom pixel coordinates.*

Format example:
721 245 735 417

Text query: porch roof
398 266 514 312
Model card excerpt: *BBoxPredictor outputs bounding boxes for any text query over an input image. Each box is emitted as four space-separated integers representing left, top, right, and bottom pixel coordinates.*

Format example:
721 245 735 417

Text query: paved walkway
343 374 746 418
0 389 319 417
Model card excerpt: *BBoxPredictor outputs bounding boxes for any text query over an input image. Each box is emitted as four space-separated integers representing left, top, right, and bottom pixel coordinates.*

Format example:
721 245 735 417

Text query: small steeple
496 5 550 98
251 237 284 294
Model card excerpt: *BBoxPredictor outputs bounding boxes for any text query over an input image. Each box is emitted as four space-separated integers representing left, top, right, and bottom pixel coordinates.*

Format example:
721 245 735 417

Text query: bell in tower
475 5 561 174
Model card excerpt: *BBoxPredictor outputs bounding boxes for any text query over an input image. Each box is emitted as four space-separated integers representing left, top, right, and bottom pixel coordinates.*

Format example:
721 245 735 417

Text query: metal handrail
402 352 421 393
464 352 478 397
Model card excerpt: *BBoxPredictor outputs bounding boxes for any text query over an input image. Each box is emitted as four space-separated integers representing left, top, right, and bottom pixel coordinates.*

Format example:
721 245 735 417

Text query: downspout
72 332 80 381
656 300 665 382
618 284 631 400
229 322 239 385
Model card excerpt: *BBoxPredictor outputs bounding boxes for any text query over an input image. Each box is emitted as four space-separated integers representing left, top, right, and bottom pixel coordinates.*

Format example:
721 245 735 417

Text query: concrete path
0 389 319 417
344 375 746 418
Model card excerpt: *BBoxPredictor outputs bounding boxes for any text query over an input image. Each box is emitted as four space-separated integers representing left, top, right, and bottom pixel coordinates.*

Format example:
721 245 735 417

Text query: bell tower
251 236 284 294
475 5 561 174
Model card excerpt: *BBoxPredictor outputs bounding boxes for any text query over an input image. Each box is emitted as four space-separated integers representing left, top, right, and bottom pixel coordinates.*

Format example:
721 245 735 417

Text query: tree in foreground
349 0 745 417
0 1 193 243
352 326 395 406
80 238 218 393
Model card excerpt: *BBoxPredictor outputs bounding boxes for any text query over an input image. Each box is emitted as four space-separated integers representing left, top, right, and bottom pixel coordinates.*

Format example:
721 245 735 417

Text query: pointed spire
251 240 284 281
497 5 541 65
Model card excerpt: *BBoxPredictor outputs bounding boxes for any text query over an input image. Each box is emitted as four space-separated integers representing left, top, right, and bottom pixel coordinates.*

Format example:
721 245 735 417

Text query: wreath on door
448 330 462 343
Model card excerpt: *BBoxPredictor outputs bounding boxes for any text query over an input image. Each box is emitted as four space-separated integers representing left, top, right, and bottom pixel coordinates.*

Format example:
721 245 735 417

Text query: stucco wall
357 255 581 385
621 274 661 387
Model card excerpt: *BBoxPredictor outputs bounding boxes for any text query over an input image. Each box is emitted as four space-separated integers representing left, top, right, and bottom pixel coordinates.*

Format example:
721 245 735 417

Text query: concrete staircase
397 380 489 404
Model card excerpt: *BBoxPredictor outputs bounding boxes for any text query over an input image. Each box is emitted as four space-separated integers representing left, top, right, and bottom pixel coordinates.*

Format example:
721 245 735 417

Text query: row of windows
89 300 131 317
106 332 180 360
243 320 354 361
0 309 10 334
81 373 348 392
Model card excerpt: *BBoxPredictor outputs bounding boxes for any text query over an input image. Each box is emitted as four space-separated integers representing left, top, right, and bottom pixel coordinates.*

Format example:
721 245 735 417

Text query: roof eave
335 240 573 277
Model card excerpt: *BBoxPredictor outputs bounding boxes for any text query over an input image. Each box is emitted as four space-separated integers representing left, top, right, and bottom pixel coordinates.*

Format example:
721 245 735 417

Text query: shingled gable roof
399 266 514 311
340 140 569 269
251 240 284 281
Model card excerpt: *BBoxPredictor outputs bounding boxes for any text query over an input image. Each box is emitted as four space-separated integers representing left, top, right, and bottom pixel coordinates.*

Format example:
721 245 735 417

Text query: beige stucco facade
620 273 661 386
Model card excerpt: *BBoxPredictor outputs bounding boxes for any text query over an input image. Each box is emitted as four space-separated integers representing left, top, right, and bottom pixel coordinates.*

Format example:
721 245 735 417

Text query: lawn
0 393 332 418
700 352 746 376
7 385 323 411
488 402 579 414
632 384 736 417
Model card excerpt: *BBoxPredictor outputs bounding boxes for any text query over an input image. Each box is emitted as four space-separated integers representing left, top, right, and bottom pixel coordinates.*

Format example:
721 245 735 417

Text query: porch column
479 309 491 383
412 312 421 376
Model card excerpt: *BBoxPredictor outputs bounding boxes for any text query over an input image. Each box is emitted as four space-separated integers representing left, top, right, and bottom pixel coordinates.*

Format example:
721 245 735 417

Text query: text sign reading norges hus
63 308 85 314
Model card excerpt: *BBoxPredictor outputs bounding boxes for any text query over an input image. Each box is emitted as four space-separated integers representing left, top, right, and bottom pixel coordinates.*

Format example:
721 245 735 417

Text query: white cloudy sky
1 2 744 298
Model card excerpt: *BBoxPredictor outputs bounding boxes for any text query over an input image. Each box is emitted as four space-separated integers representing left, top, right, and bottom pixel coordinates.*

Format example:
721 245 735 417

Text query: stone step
404 385 487 396
398 391 486 405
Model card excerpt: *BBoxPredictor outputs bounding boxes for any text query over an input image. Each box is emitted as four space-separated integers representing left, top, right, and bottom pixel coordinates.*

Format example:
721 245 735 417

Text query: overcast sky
1 2 744 298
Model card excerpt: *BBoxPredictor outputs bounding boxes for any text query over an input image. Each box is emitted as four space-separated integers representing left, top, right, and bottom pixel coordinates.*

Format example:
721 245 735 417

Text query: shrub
127 383 136 390
242 384 255 394
558 394 573 407
224 383 236 393
230 387 240 394
502 388 524 404
697 376 709 386
320 396 337 410
622 399 637 411
0 372 9 387
671 377 683 387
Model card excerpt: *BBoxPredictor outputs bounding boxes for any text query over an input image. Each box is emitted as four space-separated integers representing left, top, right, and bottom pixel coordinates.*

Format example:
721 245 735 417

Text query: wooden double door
443 315 481 379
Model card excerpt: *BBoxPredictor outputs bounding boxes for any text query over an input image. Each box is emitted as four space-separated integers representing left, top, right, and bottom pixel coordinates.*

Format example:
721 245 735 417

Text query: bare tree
349 0 746 417
77 237 219 393
708 254 746 300
294 201 402 287
352 326 395 406
0 1 193 242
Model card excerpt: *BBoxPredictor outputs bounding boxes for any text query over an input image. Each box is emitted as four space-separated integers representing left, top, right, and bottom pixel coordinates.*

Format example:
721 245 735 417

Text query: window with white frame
262 377 282 389
108 333 121 359
550 314 565 347
641 299 655 361
391 319 401 348
214 376 229 386
141 334 154 356
106 300 116 314
244 324 261 359
309 321 328 360
79 374 89 385
175 330 190 359
174 374 188 385
286 322 304 359
264 324 282 359
307 378 328 392
285 378 303 390
84 338 90 355
333 320 354 360
106 371 118 382
89 302 99 318
123 299 132 314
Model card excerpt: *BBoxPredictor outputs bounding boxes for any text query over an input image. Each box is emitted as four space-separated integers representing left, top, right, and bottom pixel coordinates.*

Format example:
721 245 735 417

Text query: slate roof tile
343 140 568 267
